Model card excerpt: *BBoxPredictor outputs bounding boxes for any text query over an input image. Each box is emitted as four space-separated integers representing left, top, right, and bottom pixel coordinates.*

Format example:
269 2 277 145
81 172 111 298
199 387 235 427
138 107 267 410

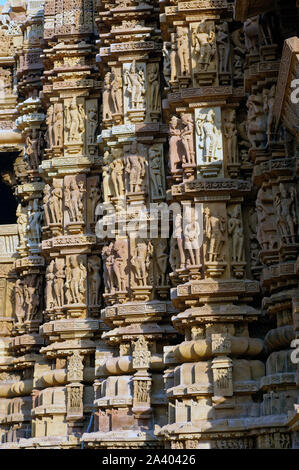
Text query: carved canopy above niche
234 0 274 21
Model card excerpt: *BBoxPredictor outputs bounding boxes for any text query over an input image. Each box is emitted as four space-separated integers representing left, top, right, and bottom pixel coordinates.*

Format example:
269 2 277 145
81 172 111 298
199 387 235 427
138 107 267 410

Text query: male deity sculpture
87 107 98 144
274 184 297 245
216 22 230 73
228 206 244 262
124 60 145 110
131 240 153 287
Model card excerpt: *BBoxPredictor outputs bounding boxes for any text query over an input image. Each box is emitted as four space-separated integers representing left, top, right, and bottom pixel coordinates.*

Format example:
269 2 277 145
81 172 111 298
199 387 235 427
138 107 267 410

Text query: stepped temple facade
0 0 298 449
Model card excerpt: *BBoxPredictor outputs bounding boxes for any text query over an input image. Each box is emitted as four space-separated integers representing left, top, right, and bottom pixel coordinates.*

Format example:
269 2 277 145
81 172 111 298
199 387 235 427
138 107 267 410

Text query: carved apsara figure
125 142 146 193
224 109 238 163
196 109 222 162
177 27 190 76
131 239 153 286
53 258 65 308
16 204 28 249
27 198 42 246
169 116 184 174
53 103 63 146
14 279 24 323
111 155 125 198
149 145 165 199
49 179 63 224
184 209 201 266
216 22 230 73
65 256 86 305
103 72 112 120
87 107 98 144
274 184 297 245
148 63 160 111
111 71 123 114
45 260 55 310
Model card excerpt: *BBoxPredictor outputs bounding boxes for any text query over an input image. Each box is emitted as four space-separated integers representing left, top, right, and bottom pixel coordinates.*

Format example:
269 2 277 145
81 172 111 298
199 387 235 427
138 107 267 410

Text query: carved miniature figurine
181 113 195 165
53 258 65 308
102 243 116 293
243 16 260 55
224 109 238 163
49 179 63 224
45 105 54 148
192 21 216 72
125 142 146 193
87 107 98 144
16 204 28 249
177 27 190 76
216 22 230 73
184 209 201 266
27 198 42 246
53 103 63 146
89 182 101 223
65 256 86 305
148 63 160 111
169 116 183 174
103 72 112 120
196 109 222 162
111 71 123 114
274 184 297 245
45 260 55 310
228 206 244 262
88 256 101 305
113 239 127 292
26 129 42 170
111 155 125 198
204 208 226 262
124 60 145 110
153 239 168 285
131 240 153 286
14 279 24 323
149 146 165 199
